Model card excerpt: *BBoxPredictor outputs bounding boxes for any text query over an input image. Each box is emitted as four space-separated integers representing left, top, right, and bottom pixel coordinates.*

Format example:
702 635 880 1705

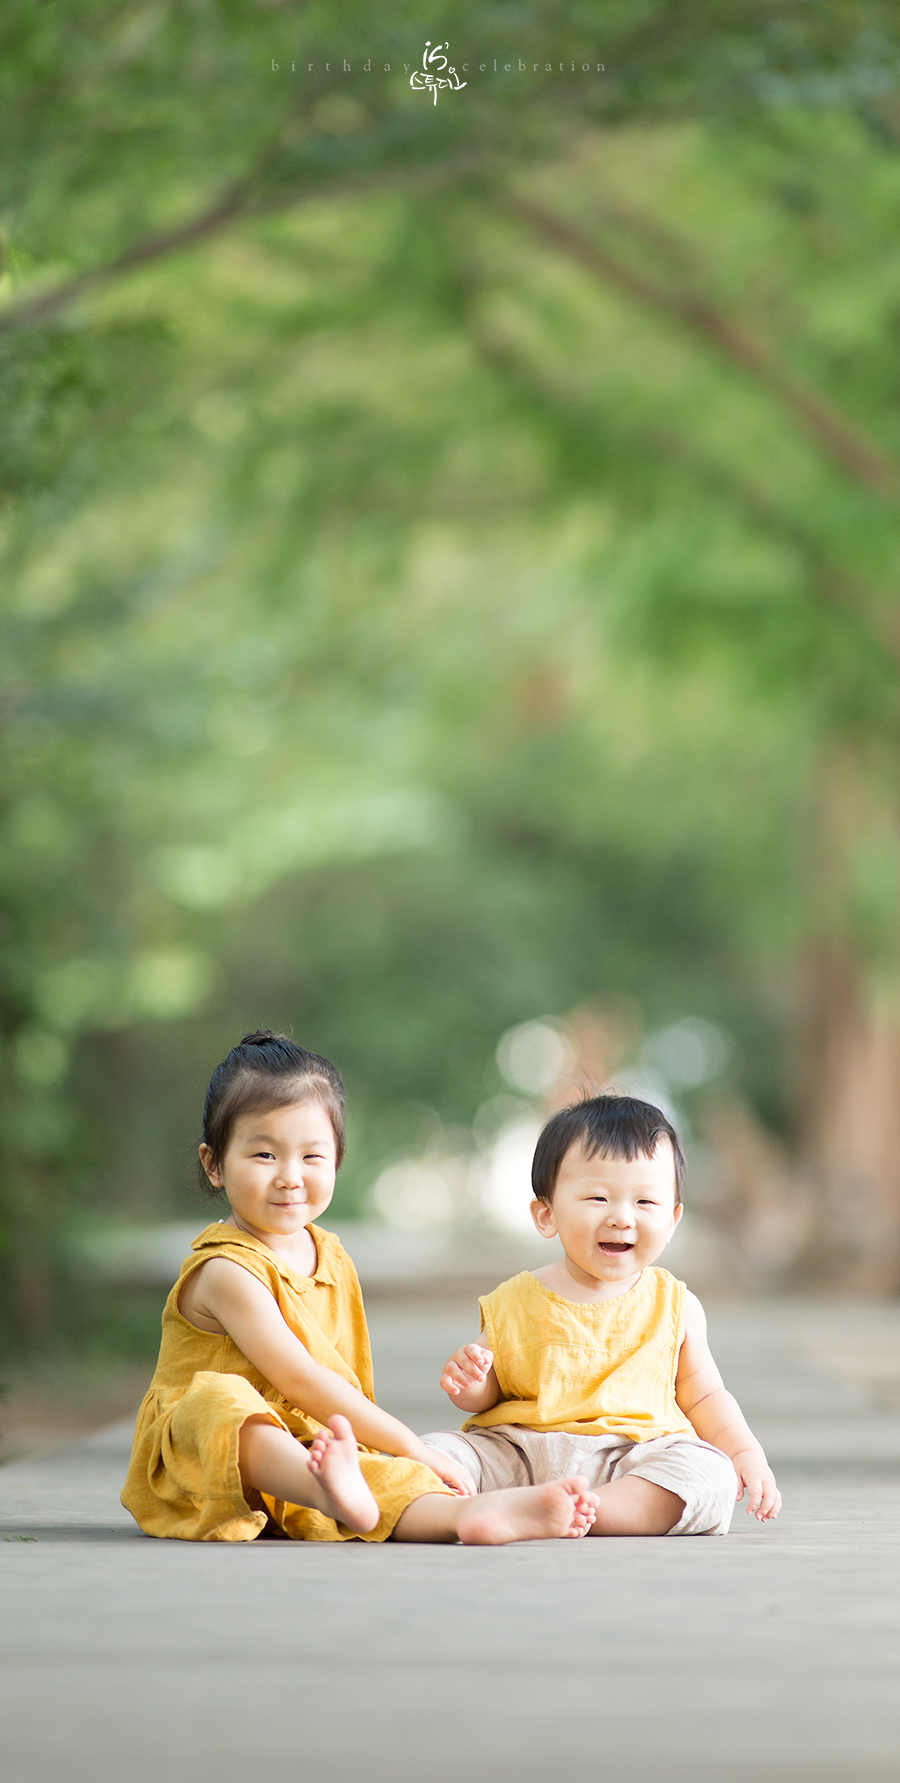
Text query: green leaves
2 2 900 1333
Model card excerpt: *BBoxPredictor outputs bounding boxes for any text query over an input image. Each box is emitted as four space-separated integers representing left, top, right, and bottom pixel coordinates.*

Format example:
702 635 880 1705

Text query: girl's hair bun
239 1029 280 1047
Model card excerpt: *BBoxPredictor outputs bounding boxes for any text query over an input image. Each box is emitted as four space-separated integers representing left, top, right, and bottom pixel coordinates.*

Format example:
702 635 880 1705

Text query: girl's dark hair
532 1094 686 1207
199 1030 345 1194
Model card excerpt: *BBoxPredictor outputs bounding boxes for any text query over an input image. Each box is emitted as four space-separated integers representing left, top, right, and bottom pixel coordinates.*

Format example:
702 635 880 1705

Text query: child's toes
567 1502 595 1537
308 1430 333 1471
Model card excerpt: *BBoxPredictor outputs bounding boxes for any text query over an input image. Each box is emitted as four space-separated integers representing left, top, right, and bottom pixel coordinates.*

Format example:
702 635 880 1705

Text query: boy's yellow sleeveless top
464 1266 695 1443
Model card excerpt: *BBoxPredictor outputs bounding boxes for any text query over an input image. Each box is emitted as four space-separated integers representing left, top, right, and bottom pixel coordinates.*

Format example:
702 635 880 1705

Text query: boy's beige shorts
421 1425 737 1534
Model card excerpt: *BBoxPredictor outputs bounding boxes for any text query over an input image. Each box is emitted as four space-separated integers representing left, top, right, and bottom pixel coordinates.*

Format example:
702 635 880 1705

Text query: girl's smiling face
530 1138 682 1293
200 1098 338 1242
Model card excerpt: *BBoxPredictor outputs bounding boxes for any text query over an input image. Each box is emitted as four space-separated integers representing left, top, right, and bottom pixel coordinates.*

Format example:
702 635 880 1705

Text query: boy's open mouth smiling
598 1240 634 1254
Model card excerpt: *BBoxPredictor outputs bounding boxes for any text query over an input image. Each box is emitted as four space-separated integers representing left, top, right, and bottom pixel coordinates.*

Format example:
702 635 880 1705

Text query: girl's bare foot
307 1416 379 1533
456 1476 598 1545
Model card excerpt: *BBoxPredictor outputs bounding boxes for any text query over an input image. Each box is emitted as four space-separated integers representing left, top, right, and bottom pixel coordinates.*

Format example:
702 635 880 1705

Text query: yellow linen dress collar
189 1220 341 1291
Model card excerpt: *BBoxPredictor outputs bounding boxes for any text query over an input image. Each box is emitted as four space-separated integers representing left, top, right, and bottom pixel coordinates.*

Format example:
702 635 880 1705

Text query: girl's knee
170 1373 279 1456
238 1412 281 1458
237 1413 288 1486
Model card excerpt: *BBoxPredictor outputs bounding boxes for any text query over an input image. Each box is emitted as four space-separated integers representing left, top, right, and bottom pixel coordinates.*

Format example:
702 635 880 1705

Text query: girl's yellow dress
121 1220 449 1542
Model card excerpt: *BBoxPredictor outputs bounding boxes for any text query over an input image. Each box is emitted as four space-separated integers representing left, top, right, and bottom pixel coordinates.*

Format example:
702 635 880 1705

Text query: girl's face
200 1098 338 1241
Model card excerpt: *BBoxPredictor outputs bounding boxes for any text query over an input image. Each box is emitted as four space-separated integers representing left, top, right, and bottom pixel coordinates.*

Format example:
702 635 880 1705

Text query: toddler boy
423 1094 780 1535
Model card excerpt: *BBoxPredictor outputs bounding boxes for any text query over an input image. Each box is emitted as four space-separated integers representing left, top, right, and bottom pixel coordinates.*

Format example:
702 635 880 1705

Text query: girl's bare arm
184 1257 474 1494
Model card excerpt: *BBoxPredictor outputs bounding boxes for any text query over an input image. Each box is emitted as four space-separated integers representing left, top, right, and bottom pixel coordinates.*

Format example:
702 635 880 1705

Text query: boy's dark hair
532 1094 685 1207
199 1030 345 1194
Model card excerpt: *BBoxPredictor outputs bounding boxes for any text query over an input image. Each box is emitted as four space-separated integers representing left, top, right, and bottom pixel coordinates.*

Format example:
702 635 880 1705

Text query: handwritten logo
410 40 467 105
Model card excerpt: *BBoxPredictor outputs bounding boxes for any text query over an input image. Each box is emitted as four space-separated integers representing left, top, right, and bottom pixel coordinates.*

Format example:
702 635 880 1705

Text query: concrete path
2 1298 900 1782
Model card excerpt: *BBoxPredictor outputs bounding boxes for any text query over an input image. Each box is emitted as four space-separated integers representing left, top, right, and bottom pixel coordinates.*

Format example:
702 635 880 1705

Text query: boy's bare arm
440 1343 502 1414
676 1291 781 1521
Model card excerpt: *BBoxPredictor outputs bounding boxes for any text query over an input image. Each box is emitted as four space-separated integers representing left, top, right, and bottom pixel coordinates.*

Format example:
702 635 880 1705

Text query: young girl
122 1031 597 1545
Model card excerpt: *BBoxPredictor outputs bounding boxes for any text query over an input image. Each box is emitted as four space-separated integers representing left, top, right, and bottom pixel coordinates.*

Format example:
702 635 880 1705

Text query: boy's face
530 1138 682 1288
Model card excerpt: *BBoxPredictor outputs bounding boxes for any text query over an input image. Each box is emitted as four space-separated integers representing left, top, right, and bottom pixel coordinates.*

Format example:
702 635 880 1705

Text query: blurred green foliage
2 1 900 1344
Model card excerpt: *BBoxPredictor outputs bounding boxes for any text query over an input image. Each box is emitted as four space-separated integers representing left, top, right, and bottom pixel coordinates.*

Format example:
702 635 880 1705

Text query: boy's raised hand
441 1343 494 1399
733 1449 781 1521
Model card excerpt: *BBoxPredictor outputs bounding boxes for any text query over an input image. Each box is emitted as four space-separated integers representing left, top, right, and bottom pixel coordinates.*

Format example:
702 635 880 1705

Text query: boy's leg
434 1426 728 1536
596 1436 738 1536
587 1474 684 1535
239 1415 379 1533
409 1429 597 1543
392 1478 597 1544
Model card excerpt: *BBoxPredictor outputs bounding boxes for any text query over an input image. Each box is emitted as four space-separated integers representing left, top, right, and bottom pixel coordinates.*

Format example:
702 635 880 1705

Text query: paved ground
2 1297 900 1782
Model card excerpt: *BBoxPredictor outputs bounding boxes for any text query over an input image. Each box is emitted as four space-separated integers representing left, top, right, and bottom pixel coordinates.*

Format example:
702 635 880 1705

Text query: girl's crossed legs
238 1415 598 1545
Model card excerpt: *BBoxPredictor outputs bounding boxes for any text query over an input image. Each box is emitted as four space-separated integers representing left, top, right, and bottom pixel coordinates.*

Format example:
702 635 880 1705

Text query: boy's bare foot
307 1416 379 1534
456 1476 598 1545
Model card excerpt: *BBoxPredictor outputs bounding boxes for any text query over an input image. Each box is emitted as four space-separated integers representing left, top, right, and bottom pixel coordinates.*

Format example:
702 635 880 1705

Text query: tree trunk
797 940 900 1291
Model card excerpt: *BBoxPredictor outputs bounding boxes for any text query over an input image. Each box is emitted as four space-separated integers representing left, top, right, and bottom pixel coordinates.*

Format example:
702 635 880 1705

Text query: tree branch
502 194 900 504
470 320 900 668
0 151 490 334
